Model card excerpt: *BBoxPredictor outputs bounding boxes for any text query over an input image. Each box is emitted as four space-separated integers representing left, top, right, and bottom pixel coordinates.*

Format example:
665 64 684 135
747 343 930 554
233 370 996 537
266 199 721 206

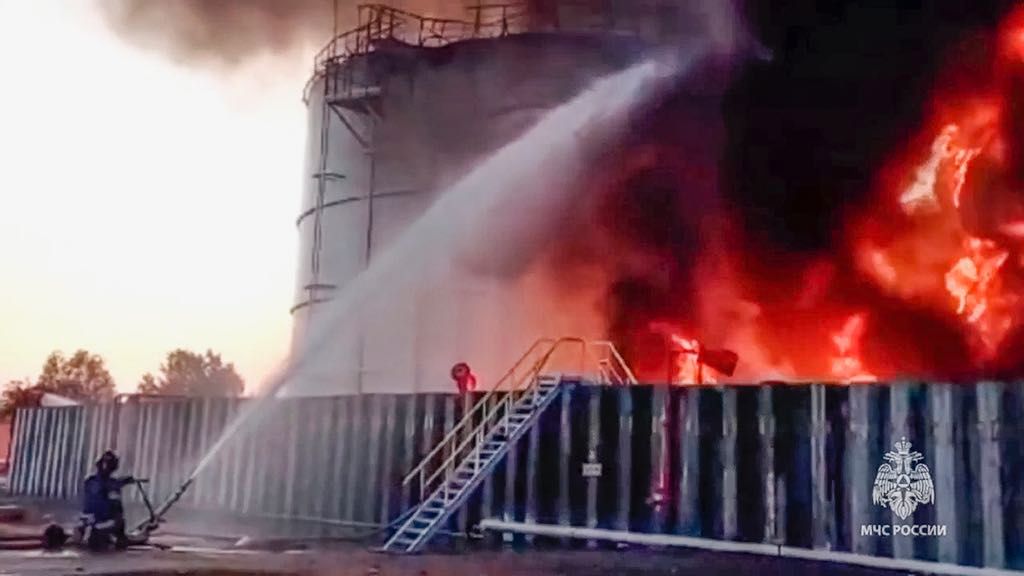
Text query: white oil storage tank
290 2 704 394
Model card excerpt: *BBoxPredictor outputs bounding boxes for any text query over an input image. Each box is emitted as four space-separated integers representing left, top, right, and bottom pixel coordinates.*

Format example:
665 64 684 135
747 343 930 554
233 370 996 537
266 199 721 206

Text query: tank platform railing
304 1 657 102
310 4 519 80
305 4 483 102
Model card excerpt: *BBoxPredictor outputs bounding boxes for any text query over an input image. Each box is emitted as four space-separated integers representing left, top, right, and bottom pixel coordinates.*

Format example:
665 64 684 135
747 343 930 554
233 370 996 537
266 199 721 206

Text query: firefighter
451 362 477 394
81 450 135 549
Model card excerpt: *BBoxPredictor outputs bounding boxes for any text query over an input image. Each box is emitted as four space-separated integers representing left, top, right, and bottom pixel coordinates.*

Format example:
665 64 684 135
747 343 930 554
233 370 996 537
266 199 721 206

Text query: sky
0 0 310 392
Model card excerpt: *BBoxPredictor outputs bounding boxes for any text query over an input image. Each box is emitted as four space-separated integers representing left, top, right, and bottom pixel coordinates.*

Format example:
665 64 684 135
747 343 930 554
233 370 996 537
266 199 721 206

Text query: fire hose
132 476 194 533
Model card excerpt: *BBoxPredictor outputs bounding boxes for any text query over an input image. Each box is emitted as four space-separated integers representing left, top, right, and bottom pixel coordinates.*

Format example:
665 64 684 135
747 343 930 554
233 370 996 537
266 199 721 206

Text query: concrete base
481 520 1024 576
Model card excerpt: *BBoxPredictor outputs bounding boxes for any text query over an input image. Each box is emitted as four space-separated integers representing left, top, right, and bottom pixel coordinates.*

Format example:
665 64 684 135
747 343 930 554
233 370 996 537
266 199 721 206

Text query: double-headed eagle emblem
872 437 934 520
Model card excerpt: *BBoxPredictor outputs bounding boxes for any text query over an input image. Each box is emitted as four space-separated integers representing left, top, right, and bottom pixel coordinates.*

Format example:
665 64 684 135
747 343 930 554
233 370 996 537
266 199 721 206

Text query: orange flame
830 313 877 383
944 238 1014 356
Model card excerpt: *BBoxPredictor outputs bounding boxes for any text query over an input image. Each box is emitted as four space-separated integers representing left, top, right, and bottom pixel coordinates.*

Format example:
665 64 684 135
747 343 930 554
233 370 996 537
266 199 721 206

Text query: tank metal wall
10 382 1023 570
291 36 644 394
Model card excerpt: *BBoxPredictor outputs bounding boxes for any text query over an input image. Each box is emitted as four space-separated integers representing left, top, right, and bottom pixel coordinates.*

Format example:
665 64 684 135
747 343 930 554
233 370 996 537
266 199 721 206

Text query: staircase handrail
401 337 556 487
585 340 639 386
405 337 639 499
417 372 537 499
416 338 584 499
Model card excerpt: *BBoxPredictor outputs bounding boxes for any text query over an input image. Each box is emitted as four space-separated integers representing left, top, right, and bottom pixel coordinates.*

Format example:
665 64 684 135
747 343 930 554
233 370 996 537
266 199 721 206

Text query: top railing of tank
302 1 646 102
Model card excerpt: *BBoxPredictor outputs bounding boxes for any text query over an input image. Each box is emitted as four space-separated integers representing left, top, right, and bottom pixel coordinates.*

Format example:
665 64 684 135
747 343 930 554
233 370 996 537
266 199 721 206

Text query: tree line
1 349 244 419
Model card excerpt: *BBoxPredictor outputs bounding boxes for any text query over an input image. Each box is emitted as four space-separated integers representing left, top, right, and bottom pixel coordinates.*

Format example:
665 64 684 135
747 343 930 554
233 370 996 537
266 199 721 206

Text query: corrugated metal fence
7 382 1024 570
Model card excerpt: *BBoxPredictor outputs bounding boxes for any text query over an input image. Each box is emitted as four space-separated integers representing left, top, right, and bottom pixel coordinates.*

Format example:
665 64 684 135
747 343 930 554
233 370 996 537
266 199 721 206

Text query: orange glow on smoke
616 8 1024 383
999 6 1024 63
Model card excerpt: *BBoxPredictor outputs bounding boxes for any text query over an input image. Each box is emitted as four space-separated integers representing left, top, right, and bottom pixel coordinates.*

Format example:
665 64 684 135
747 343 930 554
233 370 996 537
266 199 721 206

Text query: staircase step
386 375 565 555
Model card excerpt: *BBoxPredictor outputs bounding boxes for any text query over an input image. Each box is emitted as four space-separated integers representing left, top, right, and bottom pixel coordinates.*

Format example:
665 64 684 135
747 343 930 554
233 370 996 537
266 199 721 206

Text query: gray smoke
96 0 461 66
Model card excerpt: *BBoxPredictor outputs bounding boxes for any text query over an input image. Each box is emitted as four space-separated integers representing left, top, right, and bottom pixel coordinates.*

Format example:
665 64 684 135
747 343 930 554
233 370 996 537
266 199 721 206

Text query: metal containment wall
8 382 1024 571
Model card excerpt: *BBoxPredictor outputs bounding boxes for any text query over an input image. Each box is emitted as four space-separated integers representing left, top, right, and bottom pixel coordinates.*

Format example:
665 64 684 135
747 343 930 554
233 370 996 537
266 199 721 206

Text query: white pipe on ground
479 519 1024 576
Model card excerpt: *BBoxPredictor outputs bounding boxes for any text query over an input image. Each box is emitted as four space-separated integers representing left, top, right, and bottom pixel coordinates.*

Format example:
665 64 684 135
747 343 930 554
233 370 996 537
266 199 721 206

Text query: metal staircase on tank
382 337 638 554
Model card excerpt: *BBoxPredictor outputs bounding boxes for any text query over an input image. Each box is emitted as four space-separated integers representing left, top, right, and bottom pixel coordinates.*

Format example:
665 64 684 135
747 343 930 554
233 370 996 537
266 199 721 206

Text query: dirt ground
0 544 919 576
0 499 918 576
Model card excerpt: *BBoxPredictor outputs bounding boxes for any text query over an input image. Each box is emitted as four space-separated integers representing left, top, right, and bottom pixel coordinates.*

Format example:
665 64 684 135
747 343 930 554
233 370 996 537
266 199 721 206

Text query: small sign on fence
582 462 602 478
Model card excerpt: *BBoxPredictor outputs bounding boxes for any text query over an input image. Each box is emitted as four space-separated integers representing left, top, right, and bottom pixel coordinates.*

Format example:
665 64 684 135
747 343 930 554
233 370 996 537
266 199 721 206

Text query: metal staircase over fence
382 337 637 554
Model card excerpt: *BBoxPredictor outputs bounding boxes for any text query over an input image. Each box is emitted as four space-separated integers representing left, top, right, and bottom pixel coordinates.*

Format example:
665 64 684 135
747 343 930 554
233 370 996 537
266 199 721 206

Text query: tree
137 373 158 395
35 350 116 401
1 380 42 419
138 349 244 397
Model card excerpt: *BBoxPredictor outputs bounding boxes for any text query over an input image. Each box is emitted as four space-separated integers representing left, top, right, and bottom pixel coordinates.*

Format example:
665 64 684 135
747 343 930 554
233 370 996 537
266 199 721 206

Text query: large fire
606 6 1024 384
853 7 1024 368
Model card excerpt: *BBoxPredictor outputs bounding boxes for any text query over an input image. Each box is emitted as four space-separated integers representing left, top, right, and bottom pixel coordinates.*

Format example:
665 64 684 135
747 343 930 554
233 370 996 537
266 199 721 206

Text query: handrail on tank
302 0 659 102
401 336 638 500
302 3 533 103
